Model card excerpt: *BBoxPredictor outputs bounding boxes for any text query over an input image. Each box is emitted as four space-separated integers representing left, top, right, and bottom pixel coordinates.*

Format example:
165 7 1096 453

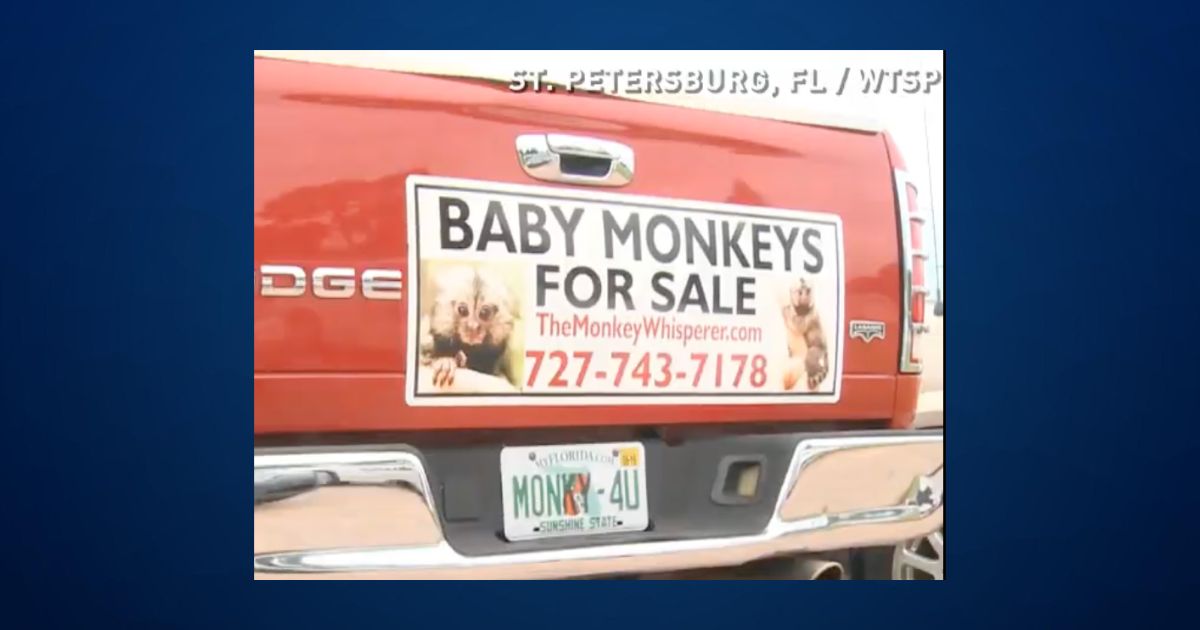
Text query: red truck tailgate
254 58 904 433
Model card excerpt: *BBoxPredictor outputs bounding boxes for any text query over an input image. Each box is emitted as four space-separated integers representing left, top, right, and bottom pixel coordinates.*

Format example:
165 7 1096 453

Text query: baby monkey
781 277 829 391
420 264 516 388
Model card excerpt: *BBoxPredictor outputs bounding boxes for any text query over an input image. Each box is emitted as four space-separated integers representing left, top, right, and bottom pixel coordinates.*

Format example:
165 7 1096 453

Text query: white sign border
404 174 845 407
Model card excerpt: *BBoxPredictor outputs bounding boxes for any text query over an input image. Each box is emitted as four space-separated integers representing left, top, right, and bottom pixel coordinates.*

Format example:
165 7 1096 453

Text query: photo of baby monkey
417 262 524 394
780 277 829 391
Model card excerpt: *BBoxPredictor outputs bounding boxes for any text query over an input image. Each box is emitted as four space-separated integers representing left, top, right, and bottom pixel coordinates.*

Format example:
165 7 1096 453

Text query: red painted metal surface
254 58 909 433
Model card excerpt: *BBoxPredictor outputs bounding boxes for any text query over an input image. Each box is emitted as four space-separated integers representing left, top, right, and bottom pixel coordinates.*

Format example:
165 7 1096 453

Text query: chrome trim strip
894 168 922 374
254 433 943 574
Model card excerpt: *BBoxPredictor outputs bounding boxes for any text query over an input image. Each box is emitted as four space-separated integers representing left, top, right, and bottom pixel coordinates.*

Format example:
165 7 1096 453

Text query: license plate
500 442 649 541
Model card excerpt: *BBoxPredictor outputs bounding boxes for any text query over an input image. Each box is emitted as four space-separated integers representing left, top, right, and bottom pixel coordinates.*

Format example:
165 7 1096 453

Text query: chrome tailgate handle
516 133 634 187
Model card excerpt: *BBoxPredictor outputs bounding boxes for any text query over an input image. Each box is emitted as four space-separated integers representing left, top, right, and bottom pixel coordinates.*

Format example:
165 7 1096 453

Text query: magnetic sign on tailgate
405 175 844 406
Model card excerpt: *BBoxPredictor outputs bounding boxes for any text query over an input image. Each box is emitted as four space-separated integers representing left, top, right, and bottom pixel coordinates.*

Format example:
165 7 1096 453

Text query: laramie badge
849 320 886 343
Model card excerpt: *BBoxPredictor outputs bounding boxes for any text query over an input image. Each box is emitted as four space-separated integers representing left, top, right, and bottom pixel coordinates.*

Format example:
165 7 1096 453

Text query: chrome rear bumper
254 431 943 579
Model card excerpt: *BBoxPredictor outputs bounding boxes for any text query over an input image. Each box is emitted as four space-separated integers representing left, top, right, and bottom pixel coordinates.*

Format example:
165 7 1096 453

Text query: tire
853 526 944 580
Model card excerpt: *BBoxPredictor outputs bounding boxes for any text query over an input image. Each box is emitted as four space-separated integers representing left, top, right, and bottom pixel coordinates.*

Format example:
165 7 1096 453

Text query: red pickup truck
253 53 943 580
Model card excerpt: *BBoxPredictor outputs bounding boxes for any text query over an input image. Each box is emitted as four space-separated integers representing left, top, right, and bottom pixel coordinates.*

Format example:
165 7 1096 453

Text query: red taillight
895 172 928 373
912 294 926 324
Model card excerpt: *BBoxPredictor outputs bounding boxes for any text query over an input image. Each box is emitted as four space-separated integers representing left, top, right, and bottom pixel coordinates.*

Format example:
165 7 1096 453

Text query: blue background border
3 0 1195 625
